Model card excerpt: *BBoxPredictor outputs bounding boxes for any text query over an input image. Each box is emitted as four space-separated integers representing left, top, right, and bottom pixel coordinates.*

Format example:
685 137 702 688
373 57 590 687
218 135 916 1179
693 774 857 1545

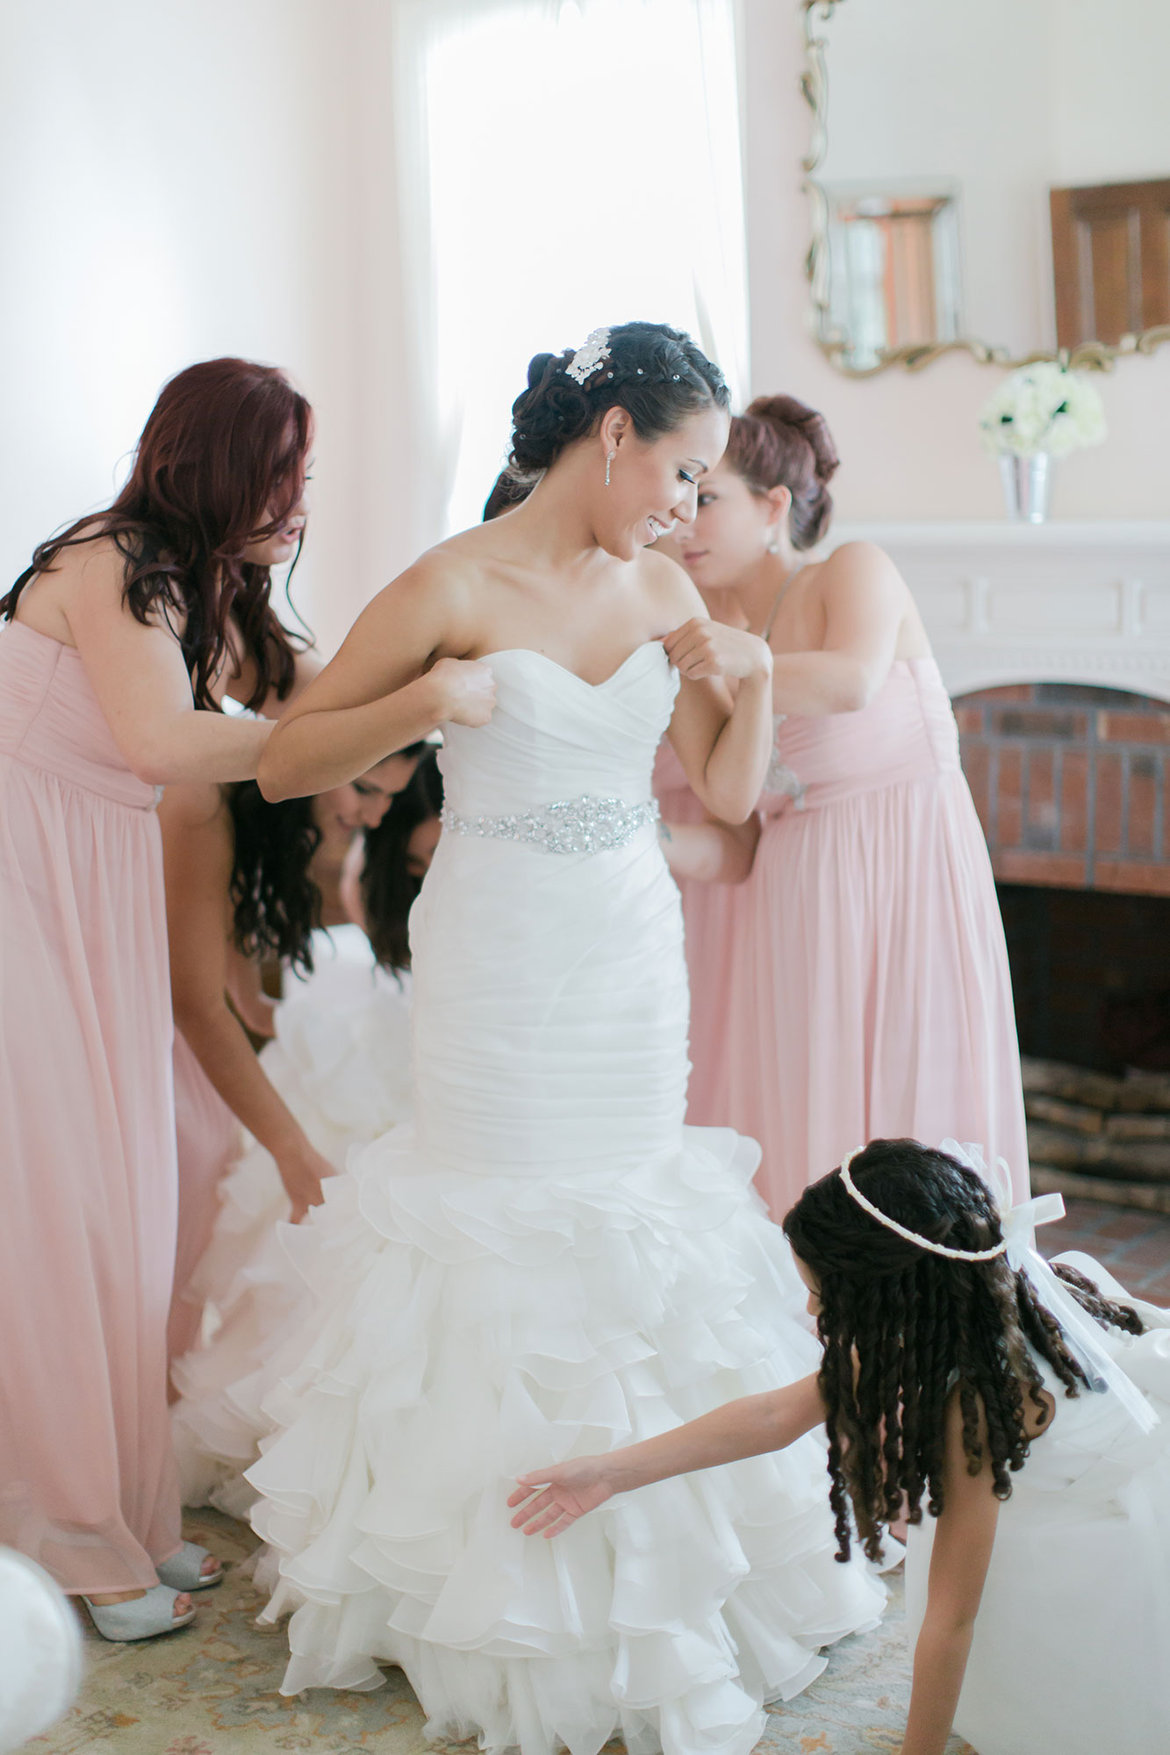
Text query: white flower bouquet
978 362 1107 459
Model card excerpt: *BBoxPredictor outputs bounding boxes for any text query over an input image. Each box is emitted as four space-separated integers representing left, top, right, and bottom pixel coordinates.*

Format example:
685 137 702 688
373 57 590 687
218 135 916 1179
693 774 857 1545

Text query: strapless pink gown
168 1034 240 1368
0 620 183 1593
652 742 746 1125
726 658 1029 1218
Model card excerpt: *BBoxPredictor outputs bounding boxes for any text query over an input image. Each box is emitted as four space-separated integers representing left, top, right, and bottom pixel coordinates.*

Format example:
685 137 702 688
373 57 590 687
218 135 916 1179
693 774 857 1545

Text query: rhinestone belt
440 794 660 855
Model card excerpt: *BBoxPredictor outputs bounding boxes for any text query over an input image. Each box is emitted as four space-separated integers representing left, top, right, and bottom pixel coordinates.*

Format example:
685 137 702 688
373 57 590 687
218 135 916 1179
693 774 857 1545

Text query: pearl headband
838 1150 1010 1261
836 1142 1158 1438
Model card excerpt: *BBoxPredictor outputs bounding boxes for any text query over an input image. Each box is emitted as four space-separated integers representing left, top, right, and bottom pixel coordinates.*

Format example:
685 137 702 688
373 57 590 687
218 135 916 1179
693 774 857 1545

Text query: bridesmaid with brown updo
658 395 1028 1216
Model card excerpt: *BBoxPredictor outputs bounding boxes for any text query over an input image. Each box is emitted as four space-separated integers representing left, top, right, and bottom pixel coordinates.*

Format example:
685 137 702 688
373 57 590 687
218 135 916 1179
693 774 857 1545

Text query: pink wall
740 0 1170 524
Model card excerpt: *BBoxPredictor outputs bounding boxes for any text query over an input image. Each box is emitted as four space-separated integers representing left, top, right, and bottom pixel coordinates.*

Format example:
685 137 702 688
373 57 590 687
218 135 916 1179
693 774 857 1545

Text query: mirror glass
807 0 1170 371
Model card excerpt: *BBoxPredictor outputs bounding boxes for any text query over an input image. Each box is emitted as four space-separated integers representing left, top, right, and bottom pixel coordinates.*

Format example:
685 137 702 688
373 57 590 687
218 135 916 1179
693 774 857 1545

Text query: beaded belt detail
440 794 660 855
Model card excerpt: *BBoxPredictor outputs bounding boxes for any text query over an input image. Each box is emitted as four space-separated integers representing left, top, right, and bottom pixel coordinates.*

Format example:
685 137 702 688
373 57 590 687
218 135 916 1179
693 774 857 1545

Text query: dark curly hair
482 467 537 522
509 321 729 475
2 358 311 710
227 785 322 977
360 750 444 973
226 743 436 978
782 1138 1145 1563
725 393 839 551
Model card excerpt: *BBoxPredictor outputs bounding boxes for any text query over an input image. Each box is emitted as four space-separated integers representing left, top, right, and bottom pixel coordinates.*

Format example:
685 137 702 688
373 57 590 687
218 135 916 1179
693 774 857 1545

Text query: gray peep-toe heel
83 1583 196 1642
156 1540 224 1591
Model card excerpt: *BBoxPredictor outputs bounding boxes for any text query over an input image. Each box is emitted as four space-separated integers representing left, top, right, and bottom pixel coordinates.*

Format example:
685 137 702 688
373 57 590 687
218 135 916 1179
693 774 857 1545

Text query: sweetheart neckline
476 641 663 691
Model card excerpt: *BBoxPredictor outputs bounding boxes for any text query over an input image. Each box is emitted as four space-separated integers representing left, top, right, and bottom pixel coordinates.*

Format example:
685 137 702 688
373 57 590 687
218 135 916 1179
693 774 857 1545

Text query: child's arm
509 1374 825 1538
900 1394 1001 1755
659 814 760 884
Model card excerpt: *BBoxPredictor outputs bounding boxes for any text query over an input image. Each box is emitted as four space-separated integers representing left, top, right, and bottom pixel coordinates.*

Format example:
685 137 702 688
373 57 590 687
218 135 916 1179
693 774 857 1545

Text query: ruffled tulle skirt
245 1121 886 1755
171 929 413 1515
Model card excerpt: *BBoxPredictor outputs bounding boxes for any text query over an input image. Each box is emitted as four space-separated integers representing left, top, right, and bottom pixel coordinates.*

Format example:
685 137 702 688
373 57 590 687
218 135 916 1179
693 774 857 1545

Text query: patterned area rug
33 1512 971 1755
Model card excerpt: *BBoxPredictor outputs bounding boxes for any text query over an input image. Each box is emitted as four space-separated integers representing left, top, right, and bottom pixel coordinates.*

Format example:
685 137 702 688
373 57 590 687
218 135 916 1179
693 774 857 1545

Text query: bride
249 322 886 1755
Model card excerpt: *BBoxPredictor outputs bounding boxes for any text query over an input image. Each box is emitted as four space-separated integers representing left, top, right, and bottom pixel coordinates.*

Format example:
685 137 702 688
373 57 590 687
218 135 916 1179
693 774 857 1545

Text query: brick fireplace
953 680 1170 1209
955 682 1170 896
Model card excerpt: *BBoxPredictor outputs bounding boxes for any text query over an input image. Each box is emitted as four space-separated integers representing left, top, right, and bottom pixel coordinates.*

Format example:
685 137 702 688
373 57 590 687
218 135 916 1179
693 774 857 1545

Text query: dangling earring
605 451 615 488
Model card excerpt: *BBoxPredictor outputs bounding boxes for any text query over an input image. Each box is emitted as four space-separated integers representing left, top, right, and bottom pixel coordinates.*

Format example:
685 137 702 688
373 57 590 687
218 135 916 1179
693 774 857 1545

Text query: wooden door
1050 177 1170 348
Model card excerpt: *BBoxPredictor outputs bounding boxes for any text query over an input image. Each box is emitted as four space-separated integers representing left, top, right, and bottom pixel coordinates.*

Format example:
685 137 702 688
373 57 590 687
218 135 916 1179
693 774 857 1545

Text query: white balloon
0 1550 83 1752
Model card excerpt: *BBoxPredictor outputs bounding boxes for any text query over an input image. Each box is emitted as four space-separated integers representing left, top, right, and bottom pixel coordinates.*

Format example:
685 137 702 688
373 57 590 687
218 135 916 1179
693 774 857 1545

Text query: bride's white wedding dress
246 641 885 1755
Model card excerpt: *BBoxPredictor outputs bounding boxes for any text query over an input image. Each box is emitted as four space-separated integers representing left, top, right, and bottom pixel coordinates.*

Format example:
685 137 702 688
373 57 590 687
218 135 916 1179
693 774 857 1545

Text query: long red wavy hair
1 357 312 709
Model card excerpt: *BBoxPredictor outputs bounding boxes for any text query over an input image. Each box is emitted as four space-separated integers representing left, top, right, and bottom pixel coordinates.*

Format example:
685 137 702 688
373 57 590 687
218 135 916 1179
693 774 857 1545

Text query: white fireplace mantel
832 521 1170 703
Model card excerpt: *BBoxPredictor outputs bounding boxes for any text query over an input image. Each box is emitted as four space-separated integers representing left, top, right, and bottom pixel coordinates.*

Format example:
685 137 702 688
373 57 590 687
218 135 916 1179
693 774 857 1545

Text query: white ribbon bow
941 1139 1159 1437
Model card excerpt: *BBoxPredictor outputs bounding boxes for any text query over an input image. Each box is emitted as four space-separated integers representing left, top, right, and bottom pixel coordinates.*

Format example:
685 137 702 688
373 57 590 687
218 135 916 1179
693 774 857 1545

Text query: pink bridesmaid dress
725 658 1029 1218
652 741 746 1126
0 620 183 1594
168 1034 240 1369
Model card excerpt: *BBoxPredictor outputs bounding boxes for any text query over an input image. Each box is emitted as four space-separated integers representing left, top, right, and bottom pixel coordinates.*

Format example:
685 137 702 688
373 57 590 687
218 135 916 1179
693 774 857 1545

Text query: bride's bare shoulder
359 533 490 650
638 545 706 626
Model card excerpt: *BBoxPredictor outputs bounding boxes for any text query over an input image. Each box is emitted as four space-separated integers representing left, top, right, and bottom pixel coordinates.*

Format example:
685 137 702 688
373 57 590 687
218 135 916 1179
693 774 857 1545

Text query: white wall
1051 1 1170 184
0 0 391 653
740 0 1170 525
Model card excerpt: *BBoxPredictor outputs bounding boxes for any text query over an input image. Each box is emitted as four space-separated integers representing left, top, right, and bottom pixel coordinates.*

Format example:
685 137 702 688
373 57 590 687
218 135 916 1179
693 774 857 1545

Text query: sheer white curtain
392 0 749 536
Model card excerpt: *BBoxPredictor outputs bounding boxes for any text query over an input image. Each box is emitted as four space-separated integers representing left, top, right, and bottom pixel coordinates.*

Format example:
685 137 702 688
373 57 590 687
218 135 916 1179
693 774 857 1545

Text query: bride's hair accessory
837 1150 1011 1261
564 329 612 386
511 322 728 474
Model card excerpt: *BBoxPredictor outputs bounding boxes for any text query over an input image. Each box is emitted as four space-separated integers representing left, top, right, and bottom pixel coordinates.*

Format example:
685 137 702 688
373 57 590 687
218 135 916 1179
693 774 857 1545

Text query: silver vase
999 452 1051 523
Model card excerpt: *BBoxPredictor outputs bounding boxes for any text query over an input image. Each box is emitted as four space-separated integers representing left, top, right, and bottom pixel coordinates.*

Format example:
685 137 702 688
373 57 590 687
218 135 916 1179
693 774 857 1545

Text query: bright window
402 0 748 534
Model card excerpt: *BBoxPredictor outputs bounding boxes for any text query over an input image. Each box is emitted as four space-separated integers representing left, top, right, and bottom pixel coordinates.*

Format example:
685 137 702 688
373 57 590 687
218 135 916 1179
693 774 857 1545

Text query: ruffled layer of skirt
244 1122 886 1755
171 933 413 1515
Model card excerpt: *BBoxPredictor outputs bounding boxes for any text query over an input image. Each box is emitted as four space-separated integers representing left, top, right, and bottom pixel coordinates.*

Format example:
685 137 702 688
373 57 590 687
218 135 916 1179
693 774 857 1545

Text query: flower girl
512 1138 1170 1755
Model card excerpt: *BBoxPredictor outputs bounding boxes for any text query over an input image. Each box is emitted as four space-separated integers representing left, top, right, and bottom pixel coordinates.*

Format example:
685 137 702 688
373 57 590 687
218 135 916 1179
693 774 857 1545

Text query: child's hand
508 1458 616 1537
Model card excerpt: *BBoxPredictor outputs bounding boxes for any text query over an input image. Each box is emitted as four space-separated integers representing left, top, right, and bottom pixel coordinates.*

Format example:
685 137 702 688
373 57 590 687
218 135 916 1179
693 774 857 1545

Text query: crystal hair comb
564 329 612 386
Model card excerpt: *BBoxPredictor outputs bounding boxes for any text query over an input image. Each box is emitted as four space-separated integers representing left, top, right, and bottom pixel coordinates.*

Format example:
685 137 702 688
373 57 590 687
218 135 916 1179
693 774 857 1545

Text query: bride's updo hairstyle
783 1138 1145 1563
725 394 839 551
509 321 729 475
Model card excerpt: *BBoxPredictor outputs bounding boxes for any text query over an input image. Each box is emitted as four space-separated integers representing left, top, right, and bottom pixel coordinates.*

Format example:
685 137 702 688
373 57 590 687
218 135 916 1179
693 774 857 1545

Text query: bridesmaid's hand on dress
662 618 772 685
507 1457 618 1538
276 1139 334 1224
426 657 497 727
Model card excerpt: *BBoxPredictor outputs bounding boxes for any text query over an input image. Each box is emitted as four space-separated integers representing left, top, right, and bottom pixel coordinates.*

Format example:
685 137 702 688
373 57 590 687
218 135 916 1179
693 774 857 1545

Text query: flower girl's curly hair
783 1139 1145 1563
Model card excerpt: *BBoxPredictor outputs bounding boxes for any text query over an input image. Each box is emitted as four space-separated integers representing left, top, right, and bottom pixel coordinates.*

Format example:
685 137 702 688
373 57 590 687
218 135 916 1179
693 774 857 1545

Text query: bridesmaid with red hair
0 359 315 1640
659 395 1028 1215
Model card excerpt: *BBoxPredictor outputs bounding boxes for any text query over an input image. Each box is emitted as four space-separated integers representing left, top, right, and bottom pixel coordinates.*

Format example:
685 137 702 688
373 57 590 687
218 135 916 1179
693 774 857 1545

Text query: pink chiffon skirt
726 660 1029 1218
168 1034 241 1369
0 622 182 1593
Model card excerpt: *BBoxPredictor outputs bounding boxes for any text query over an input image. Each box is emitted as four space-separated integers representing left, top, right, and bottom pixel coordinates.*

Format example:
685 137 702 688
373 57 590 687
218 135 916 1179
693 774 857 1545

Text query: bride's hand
507 1457 617 1538
662 619 772 684
426 657 497 726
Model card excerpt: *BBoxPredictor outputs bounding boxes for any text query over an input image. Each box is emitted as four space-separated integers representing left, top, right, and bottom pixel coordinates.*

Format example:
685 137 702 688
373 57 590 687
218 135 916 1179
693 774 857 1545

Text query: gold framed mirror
801 0 1170 375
